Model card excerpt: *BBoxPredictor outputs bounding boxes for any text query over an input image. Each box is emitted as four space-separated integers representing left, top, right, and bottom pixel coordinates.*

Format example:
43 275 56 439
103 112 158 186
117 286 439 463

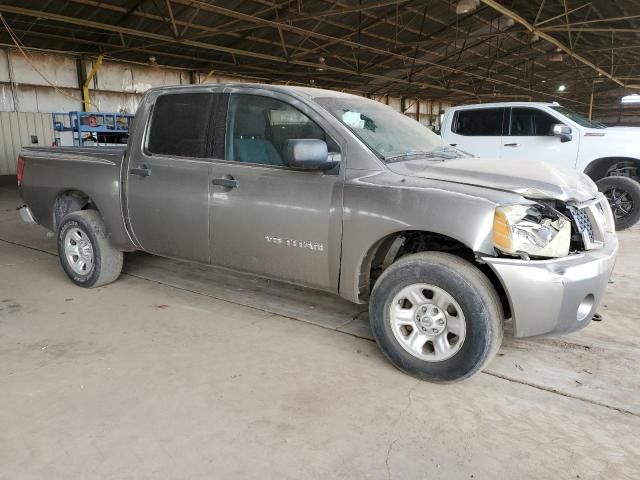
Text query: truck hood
601 126 640 134
594 126 640 139
387 157 598 203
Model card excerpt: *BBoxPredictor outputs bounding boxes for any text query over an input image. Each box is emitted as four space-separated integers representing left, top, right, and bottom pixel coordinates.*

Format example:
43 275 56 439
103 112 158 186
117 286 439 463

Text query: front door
500 107 579 168
126 91 217 263
209 91 344 290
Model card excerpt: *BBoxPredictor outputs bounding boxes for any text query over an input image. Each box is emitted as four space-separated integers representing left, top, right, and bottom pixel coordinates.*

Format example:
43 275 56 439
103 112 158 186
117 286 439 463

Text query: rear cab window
451 108 505 136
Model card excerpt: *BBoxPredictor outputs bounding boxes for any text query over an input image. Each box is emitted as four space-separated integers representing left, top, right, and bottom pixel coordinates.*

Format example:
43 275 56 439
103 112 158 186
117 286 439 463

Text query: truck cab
125 86 345 291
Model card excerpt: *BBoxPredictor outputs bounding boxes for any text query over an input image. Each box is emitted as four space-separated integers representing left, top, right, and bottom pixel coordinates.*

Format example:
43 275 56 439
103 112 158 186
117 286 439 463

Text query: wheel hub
389 283 466 363
79 241 92 260
415 303 446 335
64 227 94 275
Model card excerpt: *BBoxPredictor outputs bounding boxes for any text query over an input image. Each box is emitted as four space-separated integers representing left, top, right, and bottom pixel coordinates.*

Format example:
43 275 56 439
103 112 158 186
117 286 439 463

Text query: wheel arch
356 229 511 318
583 156 640 181
53 189 102 230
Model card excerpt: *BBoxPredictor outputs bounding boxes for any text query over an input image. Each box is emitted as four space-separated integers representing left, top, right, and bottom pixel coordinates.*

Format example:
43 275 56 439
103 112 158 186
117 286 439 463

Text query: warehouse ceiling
1 0 639 115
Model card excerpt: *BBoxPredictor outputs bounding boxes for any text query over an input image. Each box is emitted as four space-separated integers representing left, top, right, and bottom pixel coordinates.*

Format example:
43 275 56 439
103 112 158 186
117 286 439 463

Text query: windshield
550 105 606 129
316 96 459 161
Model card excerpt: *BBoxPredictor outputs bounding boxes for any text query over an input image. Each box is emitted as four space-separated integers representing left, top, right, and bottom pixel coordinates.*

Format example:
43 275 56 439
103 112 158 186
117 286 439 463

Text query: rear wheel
369 252 503 383
57 210 123 288
597 176 640 230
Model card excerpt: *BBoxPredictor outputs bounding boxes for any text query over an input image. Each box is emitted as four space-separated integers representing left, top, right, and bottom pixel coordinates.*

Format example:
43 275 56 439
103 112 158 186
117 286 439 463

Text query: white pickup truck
441 102 640 229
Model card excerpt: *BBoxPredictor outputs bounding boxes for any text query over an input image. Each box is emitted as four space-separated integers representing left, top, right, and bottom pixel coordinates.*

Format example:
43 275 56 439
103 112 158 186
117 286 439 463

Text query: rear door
444 107 505 158
208 90 345 290
126 91 221 263
500 107 579 167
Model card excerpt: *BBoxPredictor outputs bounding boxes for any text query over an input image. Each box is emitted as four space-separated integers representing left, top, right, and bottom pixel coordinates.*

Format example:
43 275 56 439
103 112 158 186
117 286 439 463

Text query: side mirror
284 139 338 171
552 124 572 143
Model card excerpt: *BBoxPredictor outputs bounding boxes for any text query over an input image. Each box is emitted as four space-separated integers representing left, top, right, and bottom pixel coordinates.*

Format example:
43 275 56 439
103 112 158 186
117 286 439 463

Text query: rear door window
147 93 214 157
452 108 504 136
509 108 558 136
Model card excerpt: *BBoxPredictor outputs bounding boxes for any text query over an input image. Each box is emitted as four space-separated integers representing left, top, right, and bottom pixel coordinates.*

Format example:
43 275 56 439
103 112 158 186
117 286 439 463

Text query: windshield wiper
384 151 432 161
384 147 462 162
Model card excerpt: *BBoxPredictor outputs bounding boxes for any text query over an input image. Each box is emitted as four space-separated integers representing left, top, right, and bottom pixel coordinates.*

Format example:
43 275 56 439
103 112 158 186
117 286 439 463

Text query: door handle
211 176 238 189
503 143 520 147
130 165 151 177
449 143 457 147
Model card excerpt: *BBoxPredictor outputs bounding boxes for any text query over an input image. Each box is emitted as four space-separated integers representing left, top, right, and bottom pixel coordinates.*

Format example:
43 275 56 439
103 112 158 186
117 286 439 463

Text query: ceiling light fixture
621 94 640 104
456 0 480 14
558 84 566 92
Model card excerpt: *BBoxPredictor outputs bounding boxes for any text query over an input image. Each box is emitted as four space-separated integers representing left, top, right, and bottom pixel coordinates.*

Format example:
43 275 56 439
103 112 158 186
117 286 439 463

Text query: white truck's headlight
493 204 571 258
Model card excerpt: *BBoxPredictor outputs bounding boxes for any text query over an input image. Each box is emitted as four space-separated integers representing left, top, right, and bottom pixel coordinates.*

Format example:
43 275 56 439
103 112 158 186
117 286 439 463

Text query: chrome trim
18 205 37 225
570 193 612 251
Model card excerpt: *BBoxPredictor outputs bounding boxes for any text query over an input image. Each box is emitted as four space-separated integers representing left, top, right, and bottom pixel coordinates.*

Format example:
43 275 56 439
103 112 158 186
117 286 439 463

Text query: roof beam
480 0 625 87
283 0 411 21
534 2 591 27
0 4 478 98
164 0 179 38
0 3 563 101
542 13 640 29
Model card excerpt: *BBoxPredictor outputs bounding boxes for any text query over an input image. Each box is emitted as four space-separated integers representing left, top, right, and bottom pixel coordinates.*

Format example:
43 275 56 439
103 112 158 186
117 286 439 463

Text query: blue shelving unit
52 111 135 147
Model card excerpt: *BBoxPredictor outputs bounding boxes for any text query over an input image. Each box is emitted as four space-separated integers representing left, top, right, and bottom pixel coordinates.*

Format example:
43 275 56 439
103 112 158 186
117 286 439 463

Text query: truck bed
18 145 133 249
23 145 127 164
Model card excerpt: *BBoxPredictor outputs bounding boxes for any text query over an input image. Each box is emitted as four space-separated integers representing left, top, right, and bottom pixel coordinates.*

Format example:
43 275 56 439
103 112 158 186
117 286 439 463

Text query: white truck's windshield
550 105 606 129
317 97 461 161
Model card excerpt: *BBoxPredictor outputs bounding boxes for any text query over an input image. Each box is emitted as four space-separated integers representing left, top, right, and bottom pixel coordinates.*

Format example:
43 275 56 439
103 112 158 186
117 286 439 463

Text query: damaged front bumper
482 234 618 338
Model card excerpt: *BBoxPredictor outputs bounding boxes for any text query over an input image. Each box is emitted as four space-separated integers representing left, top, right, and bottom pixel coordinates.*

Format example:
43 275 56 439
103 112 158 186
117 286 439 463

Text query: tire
57 210 123 288
369 252 503 383
597 176 640 231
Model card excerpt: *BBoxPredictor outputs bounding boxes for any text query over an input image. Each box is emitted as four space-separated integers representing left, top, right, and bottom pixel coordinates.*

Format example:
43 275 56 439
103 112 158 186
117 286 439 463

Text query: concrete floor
1 183 639 480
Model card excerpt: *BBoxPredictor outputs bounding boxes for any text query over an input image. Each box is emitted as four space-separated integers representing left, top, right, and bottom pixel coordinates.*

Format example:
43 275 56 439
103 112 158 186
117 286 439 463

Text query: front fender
338 169 523 303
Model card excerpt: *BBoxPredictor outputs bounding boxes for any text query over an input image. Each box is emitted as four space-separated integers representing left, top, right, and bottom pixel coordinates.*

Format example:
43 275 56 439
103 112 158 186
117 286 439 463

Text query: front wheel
369 252 503 383
597 176 640 231
57 210 123 288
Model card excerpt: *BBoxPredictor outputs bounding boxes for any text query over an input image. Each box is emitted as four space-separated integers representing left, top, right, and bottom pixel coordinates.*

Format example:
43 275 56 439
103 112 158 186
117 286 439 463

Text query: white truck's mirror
552 123 572 142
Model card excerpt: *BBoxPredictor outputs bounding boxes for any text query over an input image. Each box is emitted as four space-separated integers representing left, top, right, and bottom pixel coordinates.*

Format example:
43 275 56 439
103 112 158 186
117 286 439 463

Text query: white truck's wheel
369 252 503 383
597 176 640 231
57 210 123 288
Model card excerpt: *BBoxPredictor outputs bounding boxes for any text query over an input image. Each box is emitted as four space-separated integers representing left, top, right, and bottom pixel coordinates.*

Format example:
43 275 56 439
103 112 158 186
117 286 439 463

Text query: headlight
493 204 571 258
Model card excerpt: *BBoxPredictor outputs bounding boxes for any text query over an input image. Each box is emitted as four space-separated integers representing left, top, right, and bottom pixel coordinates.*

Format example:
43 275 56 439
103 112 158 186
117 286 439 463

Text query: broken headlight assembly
493 204 571 258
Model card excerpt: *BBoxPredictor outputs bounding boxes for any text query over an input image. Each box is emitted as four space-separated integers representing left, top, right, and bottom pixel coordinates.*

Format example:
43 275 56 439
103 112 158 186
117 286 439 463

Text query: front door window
509 108 558 136
226 94 338 166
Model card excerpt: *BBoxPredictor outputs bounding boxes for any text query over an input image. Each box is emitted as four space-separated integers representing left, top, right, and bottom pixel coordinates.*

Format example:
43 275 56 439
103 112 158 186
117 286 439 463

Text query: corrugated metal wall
0 47 451 174
0 112 54 175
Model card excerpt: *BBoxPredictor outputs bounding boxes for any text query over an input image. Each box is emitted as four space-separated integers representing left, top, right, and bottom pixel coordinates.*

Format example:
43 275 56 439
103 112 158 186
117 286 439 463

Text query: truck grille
567 194 613 250
571 208 595 242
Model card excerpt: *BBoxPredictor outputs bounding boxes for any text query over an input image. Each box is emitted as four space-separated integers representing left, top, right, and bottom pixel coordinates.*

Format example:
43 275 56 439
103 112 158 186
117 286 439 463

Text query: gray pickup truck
17 84 618 383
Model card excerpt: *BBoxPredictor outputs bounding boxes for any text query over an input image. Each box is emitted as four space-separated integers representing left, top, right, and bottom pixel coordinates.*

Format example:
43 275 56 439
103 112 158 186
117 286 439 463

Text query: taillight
16 156 25 187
